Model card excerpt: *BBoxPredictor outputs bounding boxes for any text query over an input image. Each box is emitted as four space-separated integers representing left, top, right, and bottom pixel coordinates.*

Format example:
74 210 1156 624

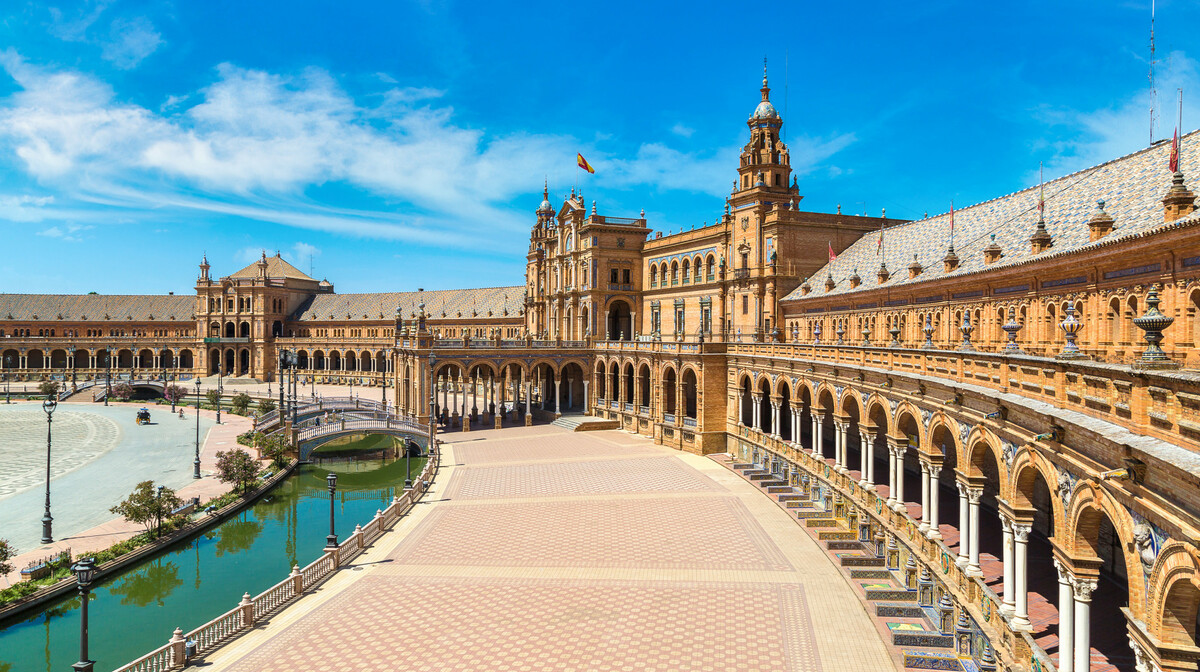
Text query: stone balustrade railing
111 448 438 672
728 341 1200 455
733 426 1050 672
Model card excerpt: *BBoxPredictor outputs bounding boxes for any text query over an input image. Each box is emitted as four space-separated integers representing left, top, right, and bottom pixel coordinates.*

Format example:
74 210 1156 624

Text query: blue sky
0 0 1196 295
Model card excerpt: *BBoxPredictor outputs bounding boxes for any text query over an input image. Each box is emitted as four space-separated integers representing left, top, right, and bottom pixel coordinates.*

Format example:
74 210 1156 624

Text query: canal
0 438 426 672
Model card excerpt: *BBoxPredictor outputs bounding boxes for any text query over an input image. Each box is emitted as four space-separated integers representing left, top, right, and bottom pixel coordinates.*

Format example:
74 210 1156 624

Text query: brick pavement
200 427 896 672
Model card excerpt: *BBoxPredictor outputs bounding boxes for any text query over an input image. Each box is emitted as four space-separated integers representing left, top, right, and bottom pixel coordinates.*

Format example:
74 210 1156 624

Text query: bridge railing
112 444 440 672
297 416 428 443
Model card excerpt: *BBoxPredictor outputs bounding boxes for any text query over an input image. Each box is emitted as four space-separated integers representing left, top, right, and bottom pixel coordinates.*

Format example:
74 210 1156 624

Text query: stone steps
784 500 812 509
804 518 839 528
903 650 969 671
765 485 792 493
748 473 775 481
826 540 864 551
776 494 804 501
876 602 926 619
866 587 919 602
818 531 857 540
839 555 886 568
892 630 955 649
850 569 892 579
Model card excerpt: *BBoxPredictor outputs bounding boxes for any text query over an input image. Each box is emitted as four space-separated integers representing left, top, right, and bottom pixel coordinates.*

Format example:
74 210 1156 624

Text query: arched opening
562 362 585 412
272 320 283 337
758 377 772 433
209 349 220 375
27 349 45 369
1011 462 1060 650
638 364 651 409
179 349 194 369
740 377 753 427
49 349 68 368
297 350 309 369
622 363 634 404
224 322 235 338
798 385 813 450
896 412 922 514
239 321 250 338
842 395 862 475
663 368 677 417
138 349 154 369
314 350 326 370
238 349 250 375
209 322 221 337
779 382 792 440
346 351 358 372
866 402 889 489
608 361 618 404
330 351 342 370
1161 579 1200 648
116 349 133 369
682 368 697 419
817 389 836 460
72 349 88 369
929 424 960 538
223 349 234 375
607 300 632 340
1074 505 1134 671
159 349 174 369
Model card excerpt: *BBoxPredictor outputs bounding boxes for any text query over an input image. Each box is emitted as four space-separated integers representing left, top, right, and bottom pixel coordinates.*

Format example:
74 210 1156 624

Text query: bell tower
733 61 793 202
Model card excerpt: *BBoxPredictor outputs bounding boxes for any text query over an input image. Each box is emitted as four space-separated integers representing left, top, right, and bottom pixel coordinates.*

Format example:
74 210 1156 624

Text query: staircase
551 414 621 432
727 461 986 672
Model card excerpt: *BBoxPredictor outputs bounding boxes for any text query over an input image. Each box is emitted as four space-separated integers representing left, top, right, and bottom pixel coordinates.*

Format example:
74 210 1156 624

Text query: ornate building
5 73 1200 672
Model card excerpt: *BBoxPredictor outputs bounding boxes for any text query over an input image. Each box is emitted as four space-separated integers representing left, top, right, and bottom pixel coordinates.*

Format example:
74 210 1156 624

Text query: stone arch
663 365 677 416
1008 448 1065 538
962 427 1008 492
739 375 754 426
637 362 651 407
837 387 864 418
893 403 925 448
1146 543 1200 646
925 413 960 459
1064 484 1145 612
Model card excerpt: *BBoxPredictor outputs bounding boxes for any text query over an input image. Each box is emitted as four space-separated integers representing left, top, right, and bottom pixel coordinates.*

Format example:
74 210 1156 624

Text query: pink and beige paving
201 425 896 672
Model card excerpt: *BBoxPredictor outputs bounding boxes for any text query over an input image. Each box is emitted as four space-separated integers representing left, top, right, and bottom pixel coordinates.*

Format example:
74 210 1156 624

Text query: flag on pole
828 242 837 262
1170 127 1180 173
577 153 595 174
876 224 883 255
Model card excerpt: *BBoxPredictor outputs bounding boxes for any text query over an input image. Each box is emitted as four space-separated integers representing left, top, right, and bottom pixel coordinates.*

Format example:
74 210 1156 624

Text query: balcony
732 268 750 280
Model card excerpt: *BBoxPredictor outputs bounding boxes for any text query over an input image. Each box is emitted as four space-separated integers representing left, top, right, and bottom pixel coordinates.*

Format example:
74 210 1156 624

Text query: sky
0 0 1197 295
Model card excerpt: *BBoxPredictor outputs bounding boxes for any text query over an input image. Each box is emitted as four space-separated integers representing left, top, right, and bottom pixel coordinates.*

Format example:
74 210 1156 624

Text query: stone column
833 421 845 472
885 439 898 507
524 380 532 425
1055 559 1075 672
771 400 781 437
471 372 479 417
810 414 820 456
1012 524 1032 630
859 430 874 488
966 487 983 577
554 373 562 418
815 415 825 457
582 380 589 414
927 465 941 539
441 375 448 418
751 393 761 430
956 482 970 568
1072 577 1097 672
918 460 931 533
737 393 744 426
892 443 907 513
1000 514 1016 614
567 372 573 409
791 406 801 445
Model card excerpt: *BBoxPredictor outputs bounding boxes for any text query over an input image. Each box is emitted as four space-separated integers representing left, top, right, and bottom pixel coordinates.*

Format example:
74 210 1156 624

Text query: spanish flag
577 153 595 174
1170 126 1180 173
828 242 837 262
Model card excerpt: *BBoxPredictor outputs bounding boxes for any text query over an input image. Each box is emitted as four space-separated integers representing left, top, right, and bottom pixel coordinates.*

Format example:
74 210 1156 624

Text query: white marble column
892 444 907 513
751 394 761 430
1000 514 1016 614
1072 577 1097 672
1055 559 1075 672
1012 523 1032 630
582 380 589 414
966 487 983 577
737 393 744 426
918 461 931 533
859 430 874 489
956 481 970 568
816 415 825 457
791 407 801 445
810 414 820 455
554 375 561 417
771 401 780 437
927 465 942 539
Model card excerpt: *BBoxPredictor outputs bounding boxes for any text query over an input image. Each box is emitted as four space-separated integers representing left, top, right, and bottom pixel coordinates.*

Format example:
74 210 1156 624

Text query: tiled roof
291 287 525 322
0 294 195 321
228 253 315 281
784 131 1200 302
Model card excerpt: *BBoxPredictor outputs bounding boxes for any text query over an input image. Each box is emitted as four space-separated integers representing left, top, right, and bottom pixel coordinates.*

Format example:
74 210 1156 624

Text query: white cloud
0 55 854 251
36 223 91 242
1036 51 1198 180
670 122 694 138
293 242 320 262
101 17 162 69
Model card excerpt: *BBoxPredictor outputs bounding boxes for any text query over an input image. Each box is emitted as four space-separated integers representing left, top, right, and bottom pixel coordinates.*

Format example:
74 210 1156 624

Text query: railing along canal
111 451 438 672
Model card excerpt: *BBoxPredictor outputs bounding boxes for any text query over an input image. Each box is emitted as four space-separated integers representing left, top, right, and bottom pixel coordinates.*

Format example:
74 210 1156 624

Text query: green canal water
0 439 426 672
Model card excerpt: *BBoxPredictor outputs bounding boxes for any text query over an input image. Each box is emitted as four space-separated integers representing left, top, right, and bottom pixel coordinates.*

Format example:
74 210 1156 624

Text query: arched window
682 259 690 283
650 266 658 287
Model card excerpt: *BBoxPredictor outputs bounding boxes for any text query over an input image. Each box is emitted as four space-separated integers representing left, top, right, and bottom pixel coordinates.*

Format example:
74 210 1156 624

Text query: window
742 295 749 315
622 269 630 283
610 269 619 283
741 253 749 269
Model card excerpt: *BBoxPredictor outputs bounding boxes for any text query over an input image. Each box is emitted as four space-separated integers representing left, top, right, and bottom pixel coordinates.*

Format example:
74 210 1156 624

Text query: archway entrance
607 300 631 340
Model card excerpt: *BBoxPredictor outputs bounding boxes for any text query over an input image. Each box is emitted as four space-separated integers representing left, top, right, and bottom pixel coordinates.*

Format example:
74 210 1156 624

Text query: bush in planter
206 389 221 409
112 382 133 401
163 384 188 405
257 398 276 415
230 392 251 415
0 538 12 576
38 381 59 397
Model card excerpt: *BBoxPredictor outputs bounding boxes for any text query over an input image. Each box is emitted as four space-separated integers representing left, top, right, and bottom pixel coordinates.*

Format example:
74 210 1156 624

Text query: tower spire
761 57 770 101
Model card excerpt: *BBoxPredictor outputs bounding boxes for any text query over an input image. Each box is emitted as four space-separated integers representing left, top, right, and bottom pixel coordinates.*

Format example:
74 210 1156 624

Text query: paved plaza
0 401 246 568
200 425 896 672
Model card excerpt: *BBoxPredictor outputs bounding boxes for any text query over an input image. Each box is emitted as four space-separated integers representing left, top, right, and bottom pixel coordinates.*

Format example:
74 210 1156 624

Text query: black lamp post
156 485 164 539
70 556 97 672
325 473 338 549
278 350 287 422
4 355 10 404
215 358 222 424
193 379 202 479
427 351 436 453
42 396 56 544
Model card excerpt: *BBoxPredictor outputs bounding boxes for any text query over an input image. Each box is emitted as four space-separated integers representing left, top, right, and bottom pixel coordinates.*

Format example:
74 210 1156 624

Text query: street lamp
427 350 436 453
104 350 111 406
325 473 338 549
278 350 287 423
216 351 223 424
4 355 10 404
42 396 57 544
156 485 164 539
193 379 202 479
70 556 97 672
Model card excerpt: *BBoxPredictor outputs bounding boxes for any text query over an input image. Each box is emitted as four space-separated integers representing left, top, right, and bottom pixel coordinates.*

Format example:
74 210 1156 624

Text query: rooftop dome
752 100 779 120
536 182 553 214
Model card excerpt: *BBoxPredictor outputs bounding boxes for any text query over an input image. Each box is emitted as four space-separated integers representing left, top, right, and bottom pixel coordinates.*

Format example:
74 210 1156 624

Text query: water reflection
0 438 426 672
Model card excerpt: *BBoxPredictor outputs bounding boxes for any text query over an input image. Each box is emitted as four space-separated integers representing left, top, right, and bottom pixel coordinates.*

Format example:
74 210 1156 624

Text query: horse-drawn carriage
136 408 151 425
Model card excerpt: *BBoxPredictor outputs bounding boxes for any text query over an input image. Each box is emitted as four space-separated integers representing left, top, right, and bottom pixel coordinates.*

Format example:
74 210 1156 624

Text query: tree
215 448 260 494
230 392 251 415
38 380 60 397
206 389 221 410
257 398 276 415
260 433 291 470
109 481 183 537
112 382 133 401
163 384 188 405
0 538 13 577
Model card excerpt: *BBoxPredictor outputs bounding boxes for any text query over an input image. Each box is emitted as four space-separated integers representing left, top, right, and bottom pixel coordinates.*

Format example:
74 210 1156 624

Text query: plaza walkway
199 425 897 671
